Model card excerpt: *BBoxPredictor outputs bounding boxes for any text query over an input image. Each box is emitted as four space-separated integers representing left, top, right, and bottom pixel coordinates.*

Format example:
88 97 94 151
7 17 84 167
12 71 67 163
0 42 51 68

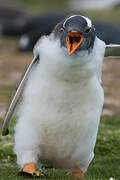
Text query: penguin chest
34 79 104 167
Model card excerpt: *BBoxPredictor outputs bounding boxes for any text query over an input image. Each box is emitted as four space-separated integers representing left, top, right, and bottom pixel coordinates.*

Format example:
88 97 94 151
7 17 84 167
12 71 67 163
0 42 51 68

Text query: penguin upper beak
66 30 84 56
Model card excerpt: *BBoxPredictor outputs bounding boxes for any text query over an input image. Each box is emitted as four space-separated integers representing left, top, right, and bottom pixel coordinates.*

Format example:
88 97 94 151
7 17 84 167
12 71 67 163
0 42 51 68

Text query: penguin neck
35 35 105 83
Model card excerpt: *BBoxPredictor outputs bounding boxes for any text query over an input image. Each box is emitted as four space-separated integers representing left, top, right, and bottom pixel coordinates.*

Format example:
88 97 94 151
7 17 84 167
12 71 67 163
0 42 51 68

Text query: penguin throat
66 30 84 56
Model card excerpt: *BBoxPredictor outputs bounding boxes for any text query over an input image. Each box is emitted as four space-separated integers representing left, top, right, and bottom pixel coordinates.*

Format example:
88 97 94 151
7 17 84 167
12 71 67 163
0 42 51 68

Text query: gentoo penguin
14 14 105 178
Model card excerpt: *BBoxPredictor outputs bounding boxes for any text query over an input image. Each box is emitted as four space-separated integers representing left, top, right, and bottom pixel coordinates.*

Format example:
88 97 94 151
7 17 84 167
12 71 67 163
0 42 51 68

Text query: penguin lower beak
66 30 84 56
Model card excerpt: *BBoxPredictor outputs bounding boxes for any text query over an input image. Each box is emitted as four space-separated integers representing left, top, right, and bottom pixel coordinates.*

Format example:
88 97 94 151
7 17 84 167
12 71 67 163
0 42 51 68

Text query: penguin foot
69 170 84 179
20 162 48 178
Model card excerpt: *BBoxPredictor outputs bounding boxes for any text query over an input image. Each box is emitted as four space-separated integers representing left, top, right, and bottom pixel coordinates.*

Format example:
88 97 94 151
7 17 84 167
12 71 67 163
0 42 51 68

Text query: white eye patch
63 15 92 28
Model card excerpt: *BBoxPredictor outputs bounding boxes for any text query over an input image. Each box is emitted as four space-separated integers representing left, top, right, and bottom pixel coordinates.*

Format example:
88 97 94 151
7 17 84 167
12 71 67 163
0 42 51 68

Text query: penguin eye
85 27 91 34
59 27 65 32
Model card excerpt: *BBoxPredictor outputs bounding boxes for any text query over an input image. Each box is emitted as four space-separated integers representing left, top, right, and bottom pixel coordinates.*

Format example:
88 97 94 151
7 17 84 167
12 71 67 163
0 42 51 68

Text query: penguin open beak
66 30 84 56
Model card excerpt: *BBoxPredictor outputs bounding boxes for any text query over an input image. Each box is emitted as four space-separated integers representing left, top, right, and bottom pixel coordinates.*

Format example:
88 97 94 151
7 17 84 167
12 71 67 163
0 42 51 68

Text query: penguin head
53 14 96 56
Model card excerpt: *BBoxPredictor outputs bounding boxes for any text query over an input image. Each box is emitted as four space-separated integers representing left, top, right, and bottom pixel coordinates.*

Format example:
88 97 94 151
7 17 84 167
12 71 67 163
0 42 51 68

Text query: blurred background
0 0 120 118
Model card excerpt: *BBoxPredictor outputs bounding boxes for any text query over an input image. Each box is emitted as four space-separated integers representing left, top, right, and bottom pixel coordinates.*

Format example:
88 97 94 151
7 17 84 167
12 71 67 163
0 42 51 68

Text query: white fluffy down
14 34 105 173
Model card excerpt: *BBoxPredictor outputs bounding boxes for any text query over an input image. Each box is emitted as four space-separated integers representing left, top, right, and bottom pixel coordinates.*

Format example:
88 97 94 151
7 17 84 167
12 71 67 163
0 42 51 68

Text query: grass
9 0 68 14
0 85 14 103
0 115 120 180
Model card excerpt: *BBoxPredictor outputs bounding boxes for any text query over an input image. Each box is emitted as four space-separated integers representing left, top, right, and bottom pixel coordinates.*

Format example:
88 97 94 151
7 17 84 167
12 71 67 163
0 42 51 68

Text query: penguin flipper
1 55 39 136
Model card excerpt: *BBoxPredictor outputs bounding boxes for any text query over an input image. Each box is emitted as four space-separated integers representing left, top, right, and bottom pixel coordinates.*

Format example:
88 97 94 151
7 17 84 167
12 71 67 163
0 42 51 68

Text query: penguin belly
17 74 104 172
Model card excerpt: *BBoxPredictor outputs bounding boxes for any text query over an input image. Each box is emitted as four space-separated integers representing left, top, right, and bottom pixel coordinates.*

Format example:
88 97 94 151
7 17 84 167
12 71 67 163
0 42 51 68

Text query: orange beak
66 30 84 56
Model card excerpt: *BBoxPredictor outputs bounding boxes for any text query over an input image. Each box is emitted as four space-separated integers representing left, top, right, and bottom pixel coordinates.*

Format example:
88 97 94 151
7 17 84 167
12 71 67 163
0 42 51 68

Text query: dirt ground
0 37 120 117
103 59 120 115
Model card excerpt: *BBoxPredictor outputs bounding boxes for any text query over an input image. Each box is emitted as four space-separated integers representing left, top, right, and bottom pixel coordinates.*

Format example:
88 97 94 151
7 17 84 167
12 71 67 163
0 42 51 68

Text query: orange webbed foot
69 169 84 179
20 162 47 177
